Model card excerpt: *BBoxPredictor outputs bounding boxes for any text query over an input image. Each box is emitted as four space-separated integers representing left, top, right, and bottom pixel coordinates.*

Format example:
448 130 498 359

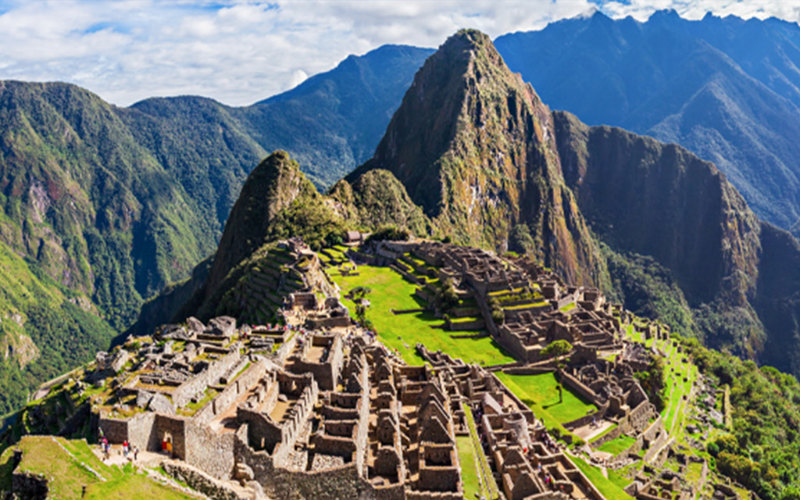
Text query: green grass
456 435 482 499
330 265 513 366
495 372 597 427
570 455 632 499
589 424 618 444
596 434 636 456
462 403 499 499
0 436 193 499
559 302 576 312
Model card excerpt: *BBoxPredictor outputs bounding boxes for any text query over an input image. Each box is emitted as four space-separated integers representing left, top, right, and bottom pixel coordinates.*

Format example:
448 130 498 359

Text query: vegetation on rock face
552 109 780 367
175 151 346 322
603 244 696 336
350 29 605 287
330 169 431 237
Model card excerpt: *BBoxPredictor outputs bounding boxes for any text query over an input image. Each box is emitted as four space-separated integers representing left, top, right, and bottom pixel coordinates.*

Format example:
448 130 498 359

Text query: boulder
187 317 206 335
209 316 236 337
136 390 154 408
233 462 254 485
148 393 176 415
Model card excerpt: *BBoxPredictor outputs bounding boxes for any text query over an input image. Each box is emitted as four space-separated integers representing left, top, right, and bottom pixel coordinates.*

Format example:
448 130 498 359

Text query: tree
542 340 573 359
509 223 535 254
436 278 459 310
488 297 504 325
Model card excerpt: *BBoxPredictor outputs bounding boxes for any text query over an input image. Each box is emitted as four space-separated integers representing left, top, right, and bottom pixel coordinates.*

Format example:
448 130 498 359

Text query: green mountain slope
0 45 429 414
0 239 114 413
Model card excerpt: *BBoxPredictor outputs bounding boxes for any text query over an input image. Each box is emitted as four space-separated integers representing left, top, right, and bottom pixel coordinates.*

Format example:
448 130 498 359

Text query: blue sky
0 0 797 106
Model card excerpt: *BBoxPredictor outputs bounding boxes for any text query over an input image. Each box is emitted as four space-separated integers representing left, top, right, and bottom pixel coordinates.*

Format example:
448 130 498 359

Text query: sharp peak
440 28 494 51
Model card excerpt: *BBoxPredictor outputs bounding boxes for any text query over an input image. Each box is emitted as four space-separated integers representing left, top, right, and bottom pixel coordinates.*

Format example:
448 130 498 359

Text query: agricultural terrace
458 403 500 500
570 455 632 499
328 264 513 366
0 436 193 500
494 372 597 432
625 324 698 440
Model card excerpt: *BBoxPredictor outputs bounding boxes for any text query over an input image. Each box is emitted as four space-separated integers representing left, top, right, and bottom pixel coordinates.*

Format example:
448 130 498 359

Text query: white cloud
0 0 797 106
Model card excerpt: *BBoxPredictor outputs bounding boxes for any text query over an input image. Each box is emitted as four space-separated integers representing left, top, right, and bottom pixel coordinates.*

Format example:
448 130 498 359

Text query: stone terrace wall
184 421 236 479
193 359 266 425
590 424 623 449
162 460 241 500
233 427 399 500
172 347 243 408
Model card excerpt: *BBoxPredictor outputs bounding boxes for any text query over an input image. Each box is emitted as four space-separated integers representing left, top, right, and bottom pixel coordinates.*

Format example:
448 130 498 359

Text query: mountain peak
203 150 318 290
352 30 603 284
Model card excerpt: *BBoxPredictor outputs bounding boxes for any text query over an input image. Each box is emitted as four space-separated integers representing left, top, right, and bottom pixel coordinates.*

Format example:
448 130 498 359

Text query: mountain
351 31 800 376
494 10 800 234
236 45 434 188
0 45 430 414
348 30 605 286
553 110 766 355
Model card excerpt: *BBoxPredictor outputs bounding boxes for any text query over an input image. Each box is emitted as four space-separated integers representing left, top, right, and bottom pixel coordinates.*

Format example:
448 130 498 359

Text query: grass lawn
570 455 632 499
495 372 597 428
330 265 513 366
462 403 500 499
0 436 193 500
456 436 482 499
596 434 637 456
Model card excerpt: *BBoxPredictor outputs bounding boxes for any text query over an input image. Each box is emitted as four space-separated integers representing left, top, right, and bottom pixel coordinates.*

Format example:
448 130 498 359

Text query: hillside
0 45 429 415
495 10 800 234
0 240 114 413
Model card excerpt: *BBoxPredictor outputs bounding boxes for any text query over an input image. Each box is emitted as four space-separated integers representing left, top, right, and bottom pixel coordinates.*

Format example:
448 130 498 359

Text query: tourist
133 445 139 462
122 440 129 456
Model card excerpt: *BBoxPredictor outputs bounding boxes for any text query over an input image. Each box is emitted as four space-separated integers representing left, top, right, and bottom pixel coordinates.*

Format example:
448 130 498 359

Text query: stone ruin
403 241 631 364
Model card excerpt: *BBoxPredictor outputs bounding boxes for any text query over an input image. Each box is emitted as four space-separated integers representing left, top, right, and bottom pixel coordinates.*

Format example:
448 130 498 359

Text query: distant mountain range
144 29 800 389
496 9 800 234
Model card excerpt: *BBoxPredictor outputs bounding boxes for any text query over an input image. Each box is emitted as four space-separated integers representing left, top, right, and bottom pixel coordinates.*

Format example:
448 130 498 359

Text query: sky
0 0 799 107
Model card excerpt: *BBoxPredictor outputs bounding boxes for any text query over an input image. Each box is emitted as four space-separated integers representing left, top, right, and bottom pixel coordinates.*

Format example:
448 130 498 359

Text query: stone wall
589 424 622 449
162 460 242 500
184 421 236 479
172 347 243 408
154 415 188 459
193 359 266 425
563 405 608 431
127 412 159 452
233 427 397 500
98 415 129 443
11 471 48 499
275 332 298 364
557 369 602 407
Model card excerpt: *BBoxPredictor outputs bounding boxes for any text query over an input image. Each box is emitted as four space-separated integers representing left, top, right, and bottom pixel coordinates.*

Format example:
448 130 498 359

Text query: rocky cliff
349 30 604 286
553 110 768 359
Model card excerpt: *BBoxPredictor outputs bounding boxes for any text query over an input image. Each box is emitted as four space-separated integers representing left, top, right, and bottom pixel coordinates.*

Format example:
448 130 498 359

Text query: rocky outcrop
329 169 431 237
